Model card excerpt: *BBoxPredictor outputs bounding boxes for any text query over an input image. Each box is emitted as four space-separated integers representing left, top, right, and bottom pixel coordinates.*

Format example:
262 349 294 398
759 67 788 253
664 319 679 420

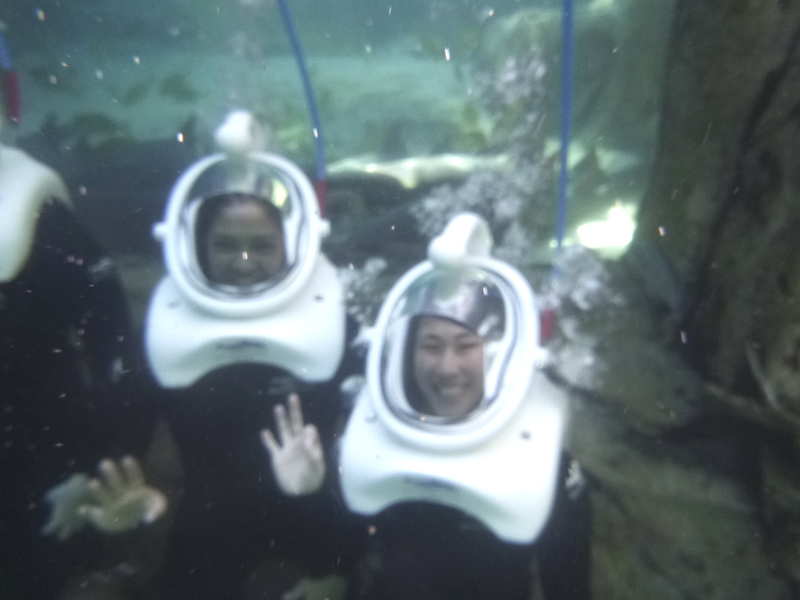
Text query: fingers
87 477 114 506
274 403 292 446
89 458 149 505
303 424 324 463
42 511 81 541
98 459 125 493
120 456 145 487
287 393 304 435
42 510 81 540
261 428 281 456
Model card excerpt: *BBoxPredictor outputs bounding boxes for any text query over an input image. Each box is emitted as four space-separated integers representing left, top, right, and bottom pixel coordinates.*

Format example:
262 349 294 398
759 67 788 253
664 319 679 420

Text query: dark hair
194 192 284 278
403 316 428 413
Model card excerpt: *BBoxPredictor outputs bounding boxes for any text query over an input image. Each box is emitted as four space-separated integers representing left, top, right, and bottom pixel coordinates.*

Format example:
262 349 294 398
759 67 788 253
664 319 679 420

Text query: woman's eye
213 241 237 252
250 242 274 253
420 344 442 354
457 342 481 353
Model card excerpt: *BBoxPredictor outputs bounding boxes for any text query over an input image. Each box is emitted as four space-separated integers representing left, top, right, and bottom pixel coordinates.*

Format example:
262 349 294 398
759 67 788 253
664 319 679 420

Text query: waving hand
262 393 326 495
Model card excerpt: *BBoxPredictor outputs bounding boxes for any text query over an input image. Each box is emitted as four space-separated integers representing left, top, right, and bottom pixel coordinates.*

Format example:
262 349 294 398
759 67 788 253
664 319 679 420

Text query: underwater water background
8 0 799 599
4 0 666 274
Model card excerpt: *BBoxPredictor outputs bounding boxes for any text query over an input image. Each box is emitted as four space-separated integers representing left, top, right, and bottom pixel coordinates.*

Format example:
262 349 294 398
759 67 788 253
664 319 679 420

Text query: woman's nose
233 250 257 271
437 347 461 374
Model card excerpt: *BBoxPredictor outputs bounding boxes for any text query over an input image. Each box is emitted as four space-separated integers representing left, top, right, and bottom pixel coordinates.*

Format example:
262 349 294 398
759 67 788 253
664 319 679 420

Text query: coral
469 49 548 155
547 245 624 311
411 171 521 237
338 257 389 325
404 37 552 265
409 160 551 266
475 52 547 110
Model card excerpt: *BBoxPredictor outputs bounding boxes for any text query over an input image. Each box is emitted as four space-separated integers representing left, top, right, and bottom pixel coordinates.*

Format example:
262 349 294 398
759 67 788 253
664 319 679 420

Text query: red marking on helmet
540 309 556 344
3 71 20 124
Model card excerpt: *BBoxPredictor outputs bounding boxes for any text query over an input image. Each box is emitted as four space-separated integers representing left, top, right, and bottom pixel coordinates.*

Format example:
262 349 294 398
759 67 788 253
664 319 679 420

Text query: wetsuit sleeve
274 330 368 578
14 202 157 471
286 356 368 578
64 204 159 462
0 202 160 599
537 452 593 600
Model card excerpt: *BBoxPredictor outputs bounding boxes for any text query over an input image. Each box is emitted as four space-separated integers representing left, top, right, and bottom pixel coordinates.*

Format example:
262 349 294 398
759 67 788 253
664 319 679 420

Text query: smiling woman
195 192 287 287
410 315 485 417
338 213 591 600
380 267 509 428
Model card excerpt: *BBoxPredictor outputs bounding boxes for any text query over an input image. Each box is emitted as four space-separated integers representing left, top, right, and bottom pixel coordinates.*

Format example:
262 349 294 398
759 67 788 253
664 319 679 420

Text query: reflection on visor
403 271 505 340
380 268 515 428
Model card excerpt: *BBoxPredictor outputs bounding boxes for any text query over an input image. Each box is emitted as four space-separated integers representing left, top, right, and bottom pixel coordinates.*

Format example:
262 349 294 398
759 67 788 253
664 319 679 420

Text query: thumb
262 429 281 457
141 489 169 523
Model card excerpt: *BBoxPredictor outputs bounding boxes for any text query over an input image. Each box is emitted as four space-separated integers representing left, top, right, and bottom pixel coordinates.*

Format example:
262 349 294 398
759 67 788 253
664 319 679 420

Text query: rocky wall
629 0 800 595
549 247 794 599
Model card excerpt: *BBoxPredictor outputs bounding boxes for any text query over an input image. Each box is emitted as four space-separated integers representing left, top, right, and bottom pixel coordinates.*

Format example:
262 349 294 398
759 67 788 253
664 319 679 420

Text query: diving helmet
338 213 566 543
0 145 71 282
145 110 345 388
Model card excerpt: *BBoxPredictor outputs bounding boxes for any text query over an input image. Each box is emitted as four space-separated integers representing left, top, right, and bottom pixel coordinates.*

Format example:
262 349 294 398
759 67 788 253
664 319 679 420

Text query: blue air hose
275 0 328 214
0 30 11 70
0 30 20 124
556 0 575 250
539 0 575 340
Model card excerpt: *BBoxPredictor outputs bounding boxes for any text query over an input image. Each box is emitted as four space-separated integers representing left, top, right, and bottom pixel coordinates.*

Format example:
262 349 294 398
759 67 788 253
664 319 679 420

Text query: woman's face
412 316 485 417
205 201 286 286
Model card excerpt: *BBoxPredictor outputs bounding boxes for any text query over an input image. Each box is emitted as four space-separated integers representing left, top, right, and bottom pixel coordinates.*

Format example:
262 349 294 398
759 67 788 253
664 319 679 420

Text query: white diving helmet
145 111 345 388
339 213 567 544
0 145 71 283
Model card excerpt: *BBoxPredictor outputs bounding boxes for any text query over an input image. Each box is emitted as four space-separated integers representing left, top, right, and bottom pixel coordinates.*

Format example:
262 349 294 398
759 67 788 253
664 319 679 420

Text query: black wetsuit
348 454 592 600
156 325 363 600
0 202 154 600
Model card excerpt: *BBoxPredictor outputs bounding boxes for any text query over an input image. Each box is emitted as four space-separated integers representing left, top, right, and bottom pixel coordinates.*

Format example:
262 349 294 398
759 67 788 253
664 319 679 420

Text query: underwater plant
410 168 550 266
470 50 548 154
338 257 389 325
406 36 551 265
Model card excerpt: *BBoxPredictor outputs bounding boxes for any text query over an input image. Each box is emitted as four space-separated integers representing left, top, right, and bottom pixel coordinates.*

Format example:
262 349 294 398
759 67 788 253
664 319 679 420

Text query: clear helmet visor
174 157 308 298
380 267 516 428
